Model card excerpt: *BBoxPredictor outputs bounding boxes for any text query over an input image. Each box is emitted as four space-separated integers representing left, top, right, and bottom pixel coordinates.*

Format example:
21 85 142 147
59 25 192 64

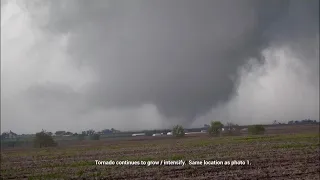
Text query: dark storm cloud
25 0 319 125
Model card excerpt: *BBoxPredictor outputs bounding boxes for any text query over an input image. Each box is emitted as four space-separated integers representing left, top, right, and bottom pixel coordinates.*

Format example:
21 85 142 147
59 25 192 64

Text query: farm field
1 125 319 179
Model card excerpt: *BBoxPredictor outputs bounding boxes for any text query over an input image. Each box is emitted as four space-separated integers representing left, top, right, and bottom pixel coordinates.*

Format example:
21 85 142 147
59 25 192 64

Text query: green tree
248 125 265 135
33 130 57 148
144 130 154 136
87 129 95 135
78 134 85 141
81 131 87 136
90 134 100 140
172 125 185 137
208 121 224 136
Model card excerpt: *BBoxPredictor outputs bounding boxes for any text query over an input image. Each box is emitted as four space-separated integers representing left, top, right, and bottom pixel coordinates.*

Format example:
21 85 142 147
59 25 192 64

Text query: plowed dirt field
1 125 319 179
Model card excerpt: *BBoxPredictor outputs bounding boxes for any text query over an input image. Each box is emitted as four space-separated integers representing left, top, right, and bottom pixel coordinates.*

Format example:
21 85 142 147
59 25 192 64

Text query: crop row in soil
1 131 319 180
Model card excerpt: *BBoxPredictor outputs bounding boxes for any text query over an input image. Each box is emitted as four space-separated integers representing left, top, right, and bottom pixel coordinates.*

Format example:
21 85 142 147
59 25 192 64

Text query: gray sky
1 0 319 134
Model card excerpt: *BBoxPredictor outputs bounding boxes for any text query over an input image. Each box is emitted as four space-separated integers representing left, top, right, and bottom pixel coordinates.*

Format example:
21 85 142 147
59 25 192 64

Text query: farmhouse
1 130 18 139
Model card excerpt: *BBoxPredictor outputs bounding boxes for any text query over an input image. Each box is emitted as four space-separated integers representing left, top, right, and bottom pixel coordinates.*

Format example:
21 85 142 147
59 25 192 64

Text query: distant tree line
288 119 318 124
2 118 318 149
171 121 266 137
47 128 121 137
